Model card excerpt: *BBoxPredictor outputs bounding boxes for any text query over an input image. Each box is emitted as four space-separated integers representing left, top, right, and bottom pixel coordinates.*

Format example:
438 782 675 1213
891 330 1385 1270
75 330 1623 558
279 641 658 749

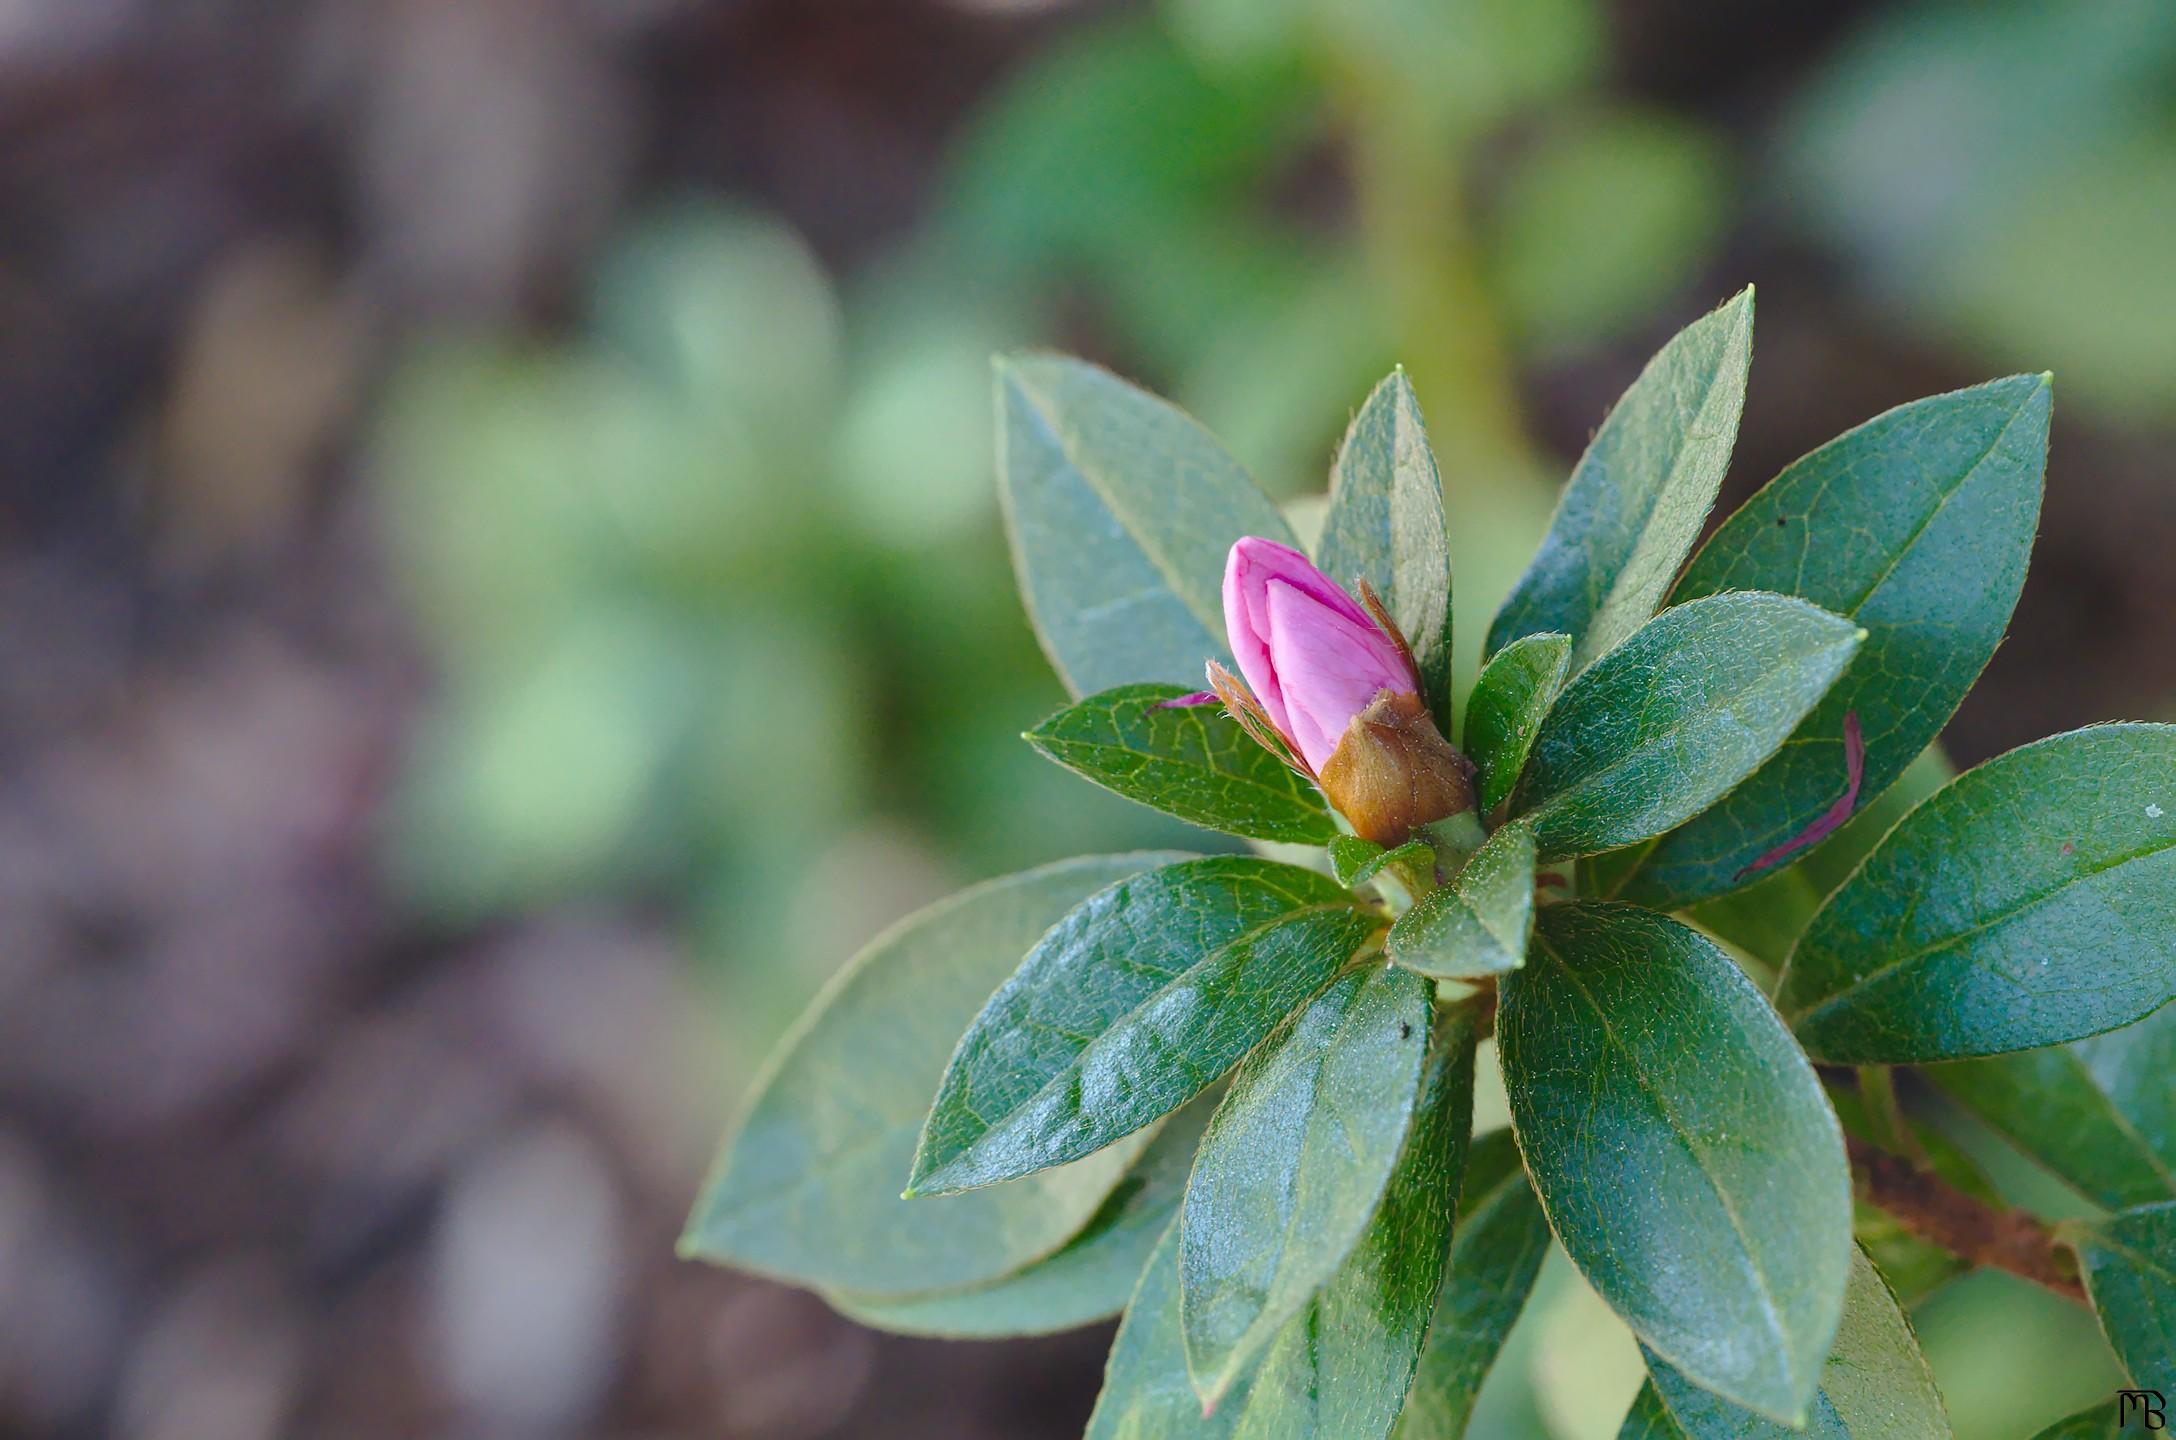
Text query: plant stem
1844 1132 2086 1303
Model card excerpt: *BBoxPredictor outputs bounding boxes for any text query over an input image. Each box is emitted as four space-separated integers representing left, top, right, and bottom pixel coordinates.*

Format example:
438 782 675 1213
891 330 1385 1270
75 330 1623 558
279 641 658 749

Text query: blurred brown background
2 1 2172 1437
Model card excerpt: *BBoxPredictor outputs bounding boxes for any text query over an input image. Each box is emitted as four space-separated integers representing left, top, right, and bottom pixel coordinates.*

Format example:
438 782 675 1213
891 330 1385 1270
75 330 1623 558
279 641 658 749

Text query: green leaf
1615 374 2052 909
1500 903 1851 1423
997 353 1297 697
1026 683 1336 843
1387 820 1536 979
1331 836 1435 890
1463 631 1573 815
1779 724 2176 1064
1929 1003 2176 1210
2027 1403 2124 1439
827 1089 1215 1338
1088 1008 1478 1439
1316 369 1454 721
1829 1080 2000 1306
1676 746 1953 973
1621 1247 1947 1439
1181 962 1433 1405
682 853 1189 1294
909 857 1376 1194
1391 1130 1553 1440
1510 592 1864 860
2071 1202 2176 1393
1486 287 1753 669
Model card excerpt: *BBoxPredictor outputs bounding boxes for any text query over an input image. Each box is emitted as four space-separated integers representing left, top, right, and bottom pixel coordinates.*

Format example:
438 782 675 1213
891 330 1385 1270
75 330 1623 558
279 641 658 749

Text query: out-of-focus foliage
1779 0 2176 420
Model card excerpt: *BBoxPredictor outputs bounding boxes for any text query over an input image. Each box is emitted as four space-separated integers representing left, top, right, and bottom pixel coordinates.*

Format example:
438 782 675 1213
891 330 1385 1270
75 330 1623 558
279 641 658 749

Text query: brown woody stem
1845 1132 2085 1302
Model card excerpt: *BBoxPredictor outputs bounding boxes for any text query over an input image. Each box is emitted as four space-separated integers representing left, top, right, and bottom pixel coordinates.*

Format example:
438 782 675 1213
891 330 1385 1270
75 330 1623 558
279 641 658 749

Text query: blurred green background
1 1 2172 1436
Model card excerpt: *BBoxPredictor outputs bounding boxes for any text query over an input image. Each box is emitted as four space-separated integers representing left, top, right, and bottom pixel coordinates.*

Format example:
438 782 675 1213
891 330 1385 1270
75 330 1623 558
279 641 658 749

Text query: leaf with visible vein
2069 1201 2176 1393
683 852 1190 1295
1181 962 1433 1406
1387 820 1536 979
909 857 1376 1195
1510 592 1863 860
1501 902 1850 1424
1616 374 2051 909
1392 1130 1552 1440
827 1089 1215 1339
1087 1006 1477 1440
1620 1246 1947 1439
1487 287 1753 668
1317 369 1454 721
1781 724 2176 1064
1027 683 1336 843
1463 631 1572 815
1929 1001 2176 1210
998 353 1297 696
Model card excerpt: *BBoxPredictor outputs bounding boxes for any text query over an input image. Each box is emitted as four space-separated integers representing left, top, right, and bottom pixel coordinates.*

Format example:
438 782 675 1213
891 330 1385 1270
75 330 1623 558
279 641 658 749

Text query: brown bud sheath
1316 689 1477 846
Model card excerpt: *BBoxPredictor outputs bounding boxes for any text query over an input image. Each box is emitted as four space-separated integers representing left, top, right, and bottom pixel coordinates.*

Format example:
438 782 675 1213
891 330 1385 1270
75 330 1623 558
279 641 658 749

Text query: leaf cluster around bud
686 291 2176 1437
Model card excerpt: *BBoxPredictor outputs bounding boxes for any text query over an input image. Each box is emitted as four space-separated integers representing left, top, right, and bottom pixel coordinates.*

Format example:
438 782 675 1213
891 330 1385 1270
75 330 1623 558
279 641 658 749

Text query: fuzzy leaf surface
910 857 1374 1194
1317 370 1454 720
1618 374 2051 908
1463 631 1573 815
1501 903 1851 1423
1511 592 1863 860
683 853 1186 1294
1387 820 1536 979
998 354 1295 696
1618 1247 1946 1439
1781 724 2176 1064
1488 288 1753 668
1180 962 1433 1405
1391 1129 1553 1440
1087 1008 1477 1439
1027 683 1335 843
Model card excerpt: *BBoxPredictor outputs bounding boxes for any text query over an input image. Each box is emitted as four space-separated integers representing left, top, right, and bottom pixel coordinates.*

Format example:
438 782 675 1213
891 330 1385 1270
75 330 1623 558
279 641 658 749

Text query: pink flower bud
1221 537 1419 773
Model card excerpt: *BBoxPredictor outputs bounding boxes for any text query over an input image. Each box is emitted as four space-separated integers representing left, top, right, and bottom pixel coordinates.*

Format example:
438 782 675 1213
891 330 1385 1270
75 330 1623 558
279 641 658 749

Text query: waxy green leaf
910 857 1376 1195
1391 1130 1552 1440
1511 592 1864 860
1088 1009 1478 1439
997 353 1297 696
1929 1002 2176 1210
1487 288 1753 668
1387 820 1536 979
1620 1247 1947 1439
1463 631 1573 815
1331 836 1435 891
1317 369 1454 721
1027 683 1336 843
826 1091 1214 1338
2071 1202 2176 1393
1618 375 2052 909
1676 746 1953 973
1781 724 2176 1064
683 853 1189 1294
1501 903 1851 1423
1181 962 1433 1405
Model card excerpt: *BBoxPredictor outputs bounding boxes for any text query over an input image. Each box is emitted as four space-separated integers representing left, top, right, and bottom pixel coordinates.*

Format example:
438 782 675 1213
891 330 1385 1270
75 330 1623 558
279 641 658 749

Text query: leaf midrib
1785 836 2176 1031
1527 932 1803 1398
921 901 1368 1188
1522 614 1854 836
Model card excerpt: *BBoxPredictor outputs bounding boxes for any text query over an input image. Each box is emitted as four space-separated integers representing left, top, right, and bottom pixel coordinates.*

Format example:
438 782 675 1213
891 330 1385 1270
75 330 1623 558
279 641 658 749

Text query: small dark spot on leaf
1399 1021 1413 1040
1776 515 1790 528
